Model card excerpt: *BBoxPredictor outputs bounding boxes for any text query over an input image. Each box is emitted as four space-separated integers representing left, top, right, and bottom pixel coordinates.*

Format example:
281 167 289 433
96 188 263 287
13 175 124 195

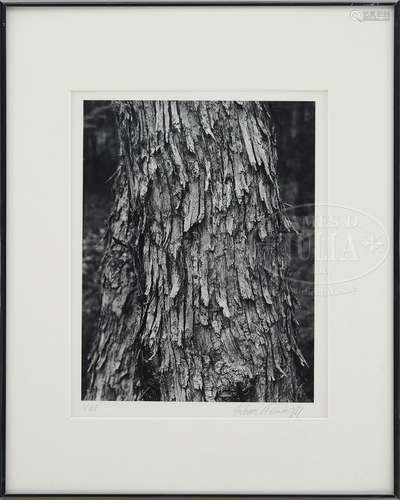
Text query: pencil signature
233 403 304 418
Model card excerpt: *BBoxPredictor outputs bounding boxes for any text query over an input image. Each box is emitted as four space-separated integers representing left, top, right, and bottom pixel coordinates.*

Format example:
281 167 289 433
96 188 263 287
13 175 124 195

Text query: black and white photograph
81 100 315 403
3 3 397 494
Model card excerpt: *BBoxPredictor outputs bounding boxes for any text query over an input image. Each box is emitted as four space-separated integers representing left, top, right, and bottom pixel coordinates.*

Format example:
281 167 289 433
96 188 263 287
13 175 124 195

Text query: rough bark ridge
85 100 307 402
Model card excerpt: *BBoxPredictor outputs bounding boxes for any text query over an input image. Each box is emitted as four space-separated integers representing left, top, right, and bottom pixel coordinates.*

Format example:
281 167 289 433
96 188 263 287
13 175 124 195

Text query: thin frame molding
0 2 398 498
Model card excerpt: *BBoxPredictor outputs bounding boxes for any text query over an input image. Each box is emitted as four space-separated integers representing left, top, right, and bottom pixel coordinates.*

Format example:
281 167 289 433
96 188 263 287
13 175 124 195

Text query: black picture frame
0 1 398 498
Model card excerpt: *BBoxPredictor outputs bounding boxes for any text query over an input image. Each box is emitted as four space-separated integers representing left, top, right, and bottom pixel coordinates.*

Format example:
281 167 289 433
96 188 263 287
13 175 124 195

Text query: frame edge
1 0 6 496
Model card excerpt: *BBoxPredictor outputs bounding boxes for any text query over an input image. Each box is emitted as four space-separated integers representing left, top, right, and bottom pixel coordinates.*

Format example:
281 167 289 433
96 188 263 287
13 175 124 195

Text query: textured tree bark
85 100 307 402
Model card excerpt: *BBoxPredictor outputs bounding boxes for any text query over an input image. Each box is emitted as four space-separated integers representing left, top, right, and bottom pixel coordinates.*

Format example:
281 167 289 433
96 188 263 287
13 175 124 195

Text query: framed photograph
0 1 398 497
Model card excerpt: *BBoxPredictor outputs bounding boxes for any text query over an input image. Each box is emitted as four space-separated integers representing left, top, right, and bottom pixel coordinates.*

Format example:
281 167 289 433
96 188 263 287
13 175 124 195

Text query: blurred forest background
82 100 315 400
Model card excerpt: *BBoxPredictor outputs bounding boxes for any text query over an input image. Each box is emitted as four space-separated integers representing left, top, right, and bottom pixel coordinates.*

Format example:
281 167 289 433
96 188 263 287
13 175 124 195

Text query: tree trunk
85 100 307 402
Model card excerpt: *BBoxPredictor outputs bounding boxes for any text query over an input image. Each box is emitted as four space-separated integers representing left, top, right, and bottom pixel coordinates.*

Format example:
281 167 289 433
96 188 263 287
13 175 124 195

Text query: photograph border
0 1 398 498
72 90 326 418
